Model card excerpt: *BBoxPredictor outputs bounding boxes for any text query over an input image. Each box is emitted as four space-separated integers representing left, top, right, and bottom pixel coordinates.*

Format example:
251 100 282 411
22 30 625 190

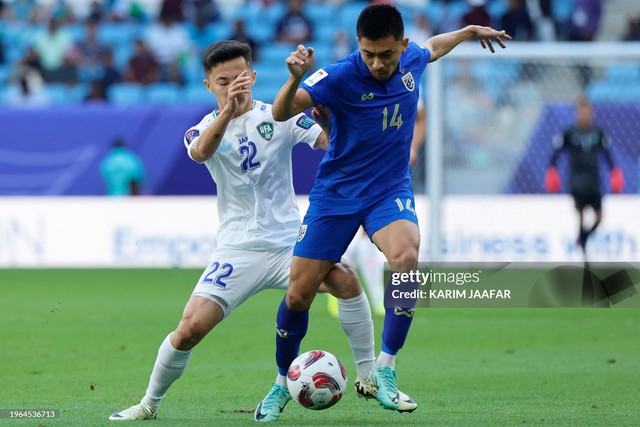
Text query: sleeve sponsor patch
303 69 328 87
185 129 200 144
296 114 315 130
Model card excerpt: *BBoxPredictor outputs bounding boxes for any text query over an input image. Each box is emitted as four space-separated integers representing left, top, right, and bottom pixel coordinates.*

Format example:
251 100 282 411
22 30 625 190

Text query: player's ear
204 79 214 93
251 69 257 86
402 37 409 52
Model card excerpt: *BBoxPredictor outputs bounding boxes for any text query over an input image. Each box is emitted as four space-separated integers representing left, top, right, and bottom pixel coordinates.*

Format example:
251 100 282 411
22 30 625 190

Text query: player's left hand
471 26 511 53
311 105 331 133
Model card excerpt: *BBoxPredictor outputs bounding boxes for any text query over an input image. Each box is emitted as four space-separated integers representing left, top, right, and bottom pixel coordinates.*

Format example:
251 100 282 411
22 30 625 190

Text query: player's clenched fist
286 44 314 79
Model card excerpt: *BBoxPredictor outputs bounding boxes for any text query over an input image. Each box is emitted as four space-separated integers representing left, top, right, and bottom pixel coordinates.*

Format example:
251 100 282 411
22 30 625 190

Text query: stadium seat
145 83 181 104
604 63 640 84
338 1 369 36
587 81 640 102
46 84 75 105
109 83 143 105
184 84 215 106
259 43 297 64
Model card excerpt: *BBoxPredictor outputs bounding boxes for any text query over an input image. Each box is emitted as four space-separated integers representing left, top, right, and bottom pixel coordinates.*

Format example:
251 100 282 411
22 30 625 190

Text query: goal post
424 42 640 261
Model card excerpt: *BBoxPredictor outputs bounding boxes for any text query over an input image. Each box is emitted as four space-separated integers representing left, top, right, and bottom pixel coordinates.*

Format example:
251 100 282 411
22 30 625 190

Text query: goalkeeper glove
610 167 624 193
544 167 561 193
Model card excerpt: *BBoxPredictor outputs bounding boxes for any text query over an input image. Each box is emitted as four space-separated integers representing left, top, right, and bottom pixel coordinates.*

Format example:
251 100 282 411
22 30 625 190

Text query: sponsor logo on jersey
185 129 199 144
402 71 415 92
296 115 315 130
298 224 307 242
304 69 328 87
257 121 274 141
361 92 374 101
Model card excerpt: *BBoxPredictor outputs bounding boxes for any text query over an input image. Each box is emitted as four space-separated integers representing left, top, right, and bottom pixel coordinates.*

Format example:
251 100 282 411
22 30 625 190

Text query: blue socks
381 273 417 355
275 297 309 375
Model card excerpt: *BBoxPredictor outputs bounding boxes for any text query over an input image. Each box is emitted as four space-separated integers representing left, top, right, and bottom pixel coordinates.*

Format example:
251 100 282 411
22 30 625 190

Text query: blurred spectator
46 51 78 84
99 49 121 90
159 0 184 22
623 13 640 41
183 0 220 26
436 0 465 34
6 73 50 106
189 17 218 57
33 18 74 80
406 13 432 44
145 13 192 84
84 79 108 102
275 0 313 45
528 0 556 41
111 0 150 22
12 46 45 85
75 17 109 69
230 19 259 61
332 30 353 61
567 0 602 42
100 139 146 196
123 39 159 85
6 0 38 22
461 0 491 28
501 0 533 41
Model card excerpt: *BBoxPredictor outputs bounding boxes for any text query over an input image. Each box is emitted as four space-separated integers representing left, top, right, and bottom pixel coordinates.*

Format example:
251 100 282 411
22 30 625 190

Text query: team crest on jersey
298 224 308 242
296 115 315 130
402 71 415 92
185 129 199 144
257 121 274 141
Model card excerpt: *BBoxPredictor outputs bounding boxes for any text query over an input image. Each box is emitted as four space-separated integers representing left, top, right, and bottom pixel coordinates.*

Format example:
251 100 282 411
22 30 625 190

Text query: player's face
357 35 409 81
577 103 592 127
204 57 255 110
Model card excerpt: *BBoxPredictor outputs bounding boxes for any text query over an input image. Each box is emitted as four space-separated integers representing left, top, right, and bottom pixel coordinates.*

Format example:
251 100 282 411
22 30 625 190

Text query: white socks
338 292 376 379
275 374 287 387
141 333 192 410
376 351 396 370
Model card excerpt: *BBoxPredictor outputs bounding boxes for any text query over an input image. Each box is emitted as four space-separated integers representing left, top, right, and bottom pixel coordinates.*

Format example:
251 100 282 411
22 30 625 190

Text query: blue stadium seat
587 82 640 102
604 63 640 84
184 84 215 105
259 43 296 64
145 83 181 104
338 1 369 36
109 83 143 105
0 65 11 84
98 22 143 48
46 84 76 105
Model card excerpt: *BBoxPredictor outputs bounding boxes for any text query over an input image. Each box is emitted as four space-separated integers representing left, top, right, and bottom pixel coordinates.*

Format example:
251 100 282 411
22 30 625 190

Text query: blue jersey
301 42 431 198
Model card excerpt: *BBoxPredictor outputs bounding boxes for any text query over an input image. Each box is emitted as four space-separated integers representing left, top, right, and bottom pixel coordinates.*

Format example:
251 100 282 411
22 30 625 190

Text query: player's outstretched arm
423 25 511 63
273 45 315 122
190 71 252 162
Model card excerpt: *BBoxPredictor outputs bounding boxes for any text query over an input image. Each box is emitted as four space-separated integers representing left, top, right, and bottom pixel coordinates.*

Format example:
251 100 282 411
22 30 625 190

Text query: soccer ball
286 350 347 410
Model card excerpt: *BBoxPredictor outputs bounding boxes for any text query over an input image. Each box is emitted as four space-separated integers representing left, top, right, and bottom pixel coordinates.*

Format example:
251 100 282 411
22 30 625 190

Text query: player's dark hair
356 4 404 41
202 40 253 74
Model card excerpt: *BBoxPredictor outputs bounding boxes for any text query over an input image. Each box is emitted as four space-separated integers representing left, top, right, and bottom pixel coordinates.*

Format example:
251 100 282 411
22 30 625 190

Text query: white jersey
183 100 321 251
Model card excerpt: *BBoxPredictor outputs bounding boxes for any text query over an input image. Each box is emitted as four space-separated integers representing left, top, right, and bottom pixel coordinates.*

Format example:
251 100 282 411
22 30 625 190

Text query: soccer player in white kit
109 40 412 421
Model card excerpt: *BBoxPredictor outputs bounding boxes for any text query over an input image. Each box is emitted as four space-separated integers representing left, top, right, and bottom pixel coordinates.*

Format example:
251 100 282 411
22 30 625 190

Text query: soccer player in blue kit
255 4 510 421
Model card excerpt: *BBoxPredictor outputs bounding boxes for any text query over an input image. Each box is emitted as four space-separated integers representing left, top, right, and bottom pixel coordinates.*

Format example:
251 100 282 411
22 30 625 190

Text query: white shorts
192 247 293 318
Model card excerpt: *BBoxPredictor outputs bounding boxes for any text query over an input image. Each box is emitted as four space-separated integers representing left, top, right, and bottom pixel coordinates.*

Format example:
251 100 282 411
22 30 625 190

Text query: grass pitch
0 269 638 426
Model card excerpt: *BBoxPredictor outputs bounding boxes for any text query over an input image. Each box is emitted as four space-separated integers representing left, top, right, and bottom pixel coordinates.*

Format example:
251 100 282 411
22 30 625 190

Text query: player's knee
173 319 207 350
334 265 362 299
285 288 314 311
387 246 418 267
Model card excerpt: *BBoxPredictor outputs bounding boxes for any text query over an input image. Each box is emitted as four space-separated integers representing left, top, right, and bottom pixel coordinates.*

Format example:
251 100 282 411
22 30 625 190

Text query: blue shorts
294 181 419 262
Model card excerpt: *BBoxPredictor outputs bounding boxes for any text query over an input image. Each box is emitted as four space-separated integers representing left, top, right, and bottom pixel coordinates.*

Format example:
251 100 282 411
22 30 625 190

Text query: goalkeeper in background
545 98 624 252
